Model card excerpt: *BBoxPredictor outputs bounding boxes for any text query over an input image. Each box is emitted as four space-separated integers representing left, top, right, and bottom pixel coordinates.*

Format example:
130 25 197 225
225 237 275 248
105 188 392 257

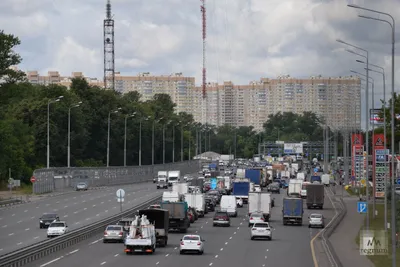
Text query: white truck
124 215 156 254
248 192 271 221
223 176 232 192
184 193 206 217
296 172 305 181
321 174 330 187
157 171 168 182
236 168 246 178
288 180 302 197
220 195 237 217
172 183 189 194
167 170 180 186
162 191 183 202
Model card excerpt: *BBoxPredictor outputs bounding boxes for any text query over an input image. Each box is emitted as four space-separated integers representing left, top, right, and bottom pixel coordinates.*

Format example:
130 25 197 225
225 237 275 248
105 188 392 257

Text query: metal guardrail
33 160 201 194
0 195 162 267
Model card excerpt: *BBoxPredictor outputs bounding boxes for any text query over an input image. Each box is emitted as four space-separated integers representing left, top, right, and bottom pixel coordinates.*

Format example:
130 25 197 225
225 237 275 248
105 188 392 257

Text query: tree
0 30 26 83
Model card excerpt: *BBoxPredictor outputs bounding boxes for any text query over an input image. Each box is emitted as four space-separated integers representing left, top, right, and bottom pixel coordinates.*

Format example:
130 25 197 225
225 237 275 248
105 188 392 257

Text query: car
251 222 272 240
188 210 195 223
75 182 88 191
236 197 243 208
47 221 68 237
157 180 168 189
254 185 262 192
39 213 59 228
309 213 325 228
269 183 280 194
180 234 205 254
149 204 161 209
271 198 275 208
213 211 230 227
103 225 125 243
205 198 215 212
248 212 265 227
153 176 157 183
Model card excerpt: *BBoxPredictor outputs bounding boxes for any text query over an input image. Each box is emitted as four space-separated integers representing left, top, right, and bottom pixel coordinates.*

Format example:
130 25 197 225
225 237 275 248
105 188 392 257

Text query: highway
33 186 337 267
0 182 167 256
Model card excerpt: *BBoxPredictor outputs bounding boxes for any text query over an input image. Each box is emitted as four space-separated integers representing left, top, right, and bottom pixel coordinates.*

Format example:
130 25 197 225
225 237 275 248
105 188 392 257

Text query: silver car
308 213 325 228
103 225 125 243
75 182 88 191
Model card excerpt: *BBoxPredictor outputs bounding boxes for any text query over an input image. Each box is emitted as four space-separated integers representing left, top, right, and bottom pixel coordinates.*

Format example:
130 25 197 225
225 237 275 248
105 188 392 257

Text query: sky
1 0 400 128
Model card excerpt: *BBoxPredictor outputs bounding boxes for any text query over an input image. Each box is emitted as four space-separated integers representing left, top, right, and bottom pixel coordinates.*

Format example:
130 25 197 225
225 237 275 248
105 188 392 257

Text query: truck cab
168 171 181 186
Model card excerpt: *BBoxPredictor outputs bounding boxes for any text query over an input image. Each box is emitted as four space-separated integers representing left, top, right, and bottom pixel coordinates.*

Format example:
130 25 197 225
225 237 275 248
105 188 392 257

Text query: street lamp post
47 96 64 168
124 112 136 167
172 124 175 163
139 116 150 166
347 5 396 264
68 101 82 168
188 126 191 161
337 38 370 230
152 120 155 165
107 107 121 167
180 123 184 162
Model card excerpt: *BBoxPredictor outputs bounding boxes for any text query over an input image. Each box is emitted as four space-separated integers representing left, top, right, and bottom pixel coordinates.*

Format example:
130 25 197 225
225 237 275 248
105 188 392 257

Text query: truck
220 195 237 217
306 183 324 209
232 178 250 203
209 163 218 172
160 202 190 232
220 154 234 163
223 176 232 192
288 181 302 197
321 174 330 186
248 192 271 221
124 215 156 254
157 171 168 182
184 193 206 217
138 209 169 247
172 183 189 194
310 176 322 183
282 197 303 225
245 169 261 185
167 170 180 186
236 168 246 178
162 191 184 202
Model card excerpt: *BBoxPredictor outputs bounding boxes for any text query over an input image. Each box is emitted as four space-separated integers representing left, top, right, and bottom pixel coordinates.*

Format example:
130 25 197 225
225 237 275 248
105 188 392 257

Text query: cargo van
220 195 237 217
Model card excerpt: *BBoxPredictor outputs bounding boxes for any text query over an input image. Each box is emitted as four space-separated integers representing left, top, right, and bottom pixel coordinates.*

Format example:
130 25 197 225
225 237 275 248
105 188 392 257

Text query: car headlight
40 220 43 223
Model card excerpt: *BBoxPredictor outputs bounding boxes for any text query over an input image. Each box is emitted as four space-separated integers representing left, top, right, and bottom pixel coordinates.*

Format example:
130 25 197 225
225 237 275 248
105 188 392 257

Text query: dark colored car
39 213 59 228
205 198 215 212
269 183 280 194
213 211 230 227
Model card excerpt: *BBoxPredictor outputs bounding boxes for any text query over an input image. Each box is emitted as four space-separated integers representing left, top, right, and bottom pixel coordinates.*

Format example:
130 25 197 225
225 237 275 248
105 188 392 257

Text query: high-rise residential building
23 70 361 131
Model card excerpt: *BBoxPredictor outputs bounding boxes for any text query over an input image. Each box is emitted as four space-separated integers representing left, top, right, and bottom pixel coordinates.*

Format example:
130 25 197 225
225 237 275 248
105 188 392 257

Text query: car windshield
208 191 218 195
42 214 56 219
310 214 322 218
250 213 262 218
169 177 178 181
215 212 227 217
50 222 65 227
254 223 269 228
183 235 200 241
78 183 86 186
107 226 122 231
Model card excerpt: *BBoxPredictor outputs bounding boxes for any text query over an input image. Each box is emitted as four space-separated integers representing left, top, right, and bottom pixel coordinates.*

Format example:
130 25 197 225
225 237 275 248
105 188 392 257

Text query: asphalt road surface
32 186 336 267
0 182 168 256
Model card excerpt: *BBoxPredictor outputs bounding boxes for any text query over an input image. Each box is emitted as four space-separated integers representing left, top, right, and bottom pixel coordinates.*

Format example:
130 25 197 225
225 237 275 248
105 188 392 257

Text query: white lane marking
108 199 111 202
114 254 119 257
83 208 87 210
12 214 15 216
34 236 39 239
40 256 64 267
266 249 269 252
0 218 2 220
234 232 236 234
64 206 68 208
82 200 86 203
220 248 223 251
263 265 265 267
240 222 243 225
225 242 228 245
8 233 14 236
205 221 208 224
93 205 96 207
75 222 81 224
64 198 68 201
74 202 77 205
229 236 232 239
215 255 219 258
96 214 100 216
73 197 77 199
86 218 90 221
24 210 28 212
265 256 267 259
165 254 169 257
64 215 68 218
25 228 30 231
67 249 79 255
31 216 35 219
90 238 103 245
209 263 213 266
201 226 203 228
56 201 60 204
53 209 58 212
237 227 240 229
101 202 104 204
17 242 22 245
113 207 117 209
100 262 106 265
46 204 50 206
17 220 22 223
105 210 108 212
0 248 3 251
36 206 39 208
156 262 160 265
73 211 78 214
195 230 198 233
174 247 177 250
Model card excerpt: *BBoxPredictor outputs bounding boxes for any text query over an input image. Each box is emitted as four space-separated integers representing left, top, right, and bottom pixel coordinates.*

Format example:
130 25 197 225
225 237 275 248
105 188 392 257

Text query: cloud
2 0 400 128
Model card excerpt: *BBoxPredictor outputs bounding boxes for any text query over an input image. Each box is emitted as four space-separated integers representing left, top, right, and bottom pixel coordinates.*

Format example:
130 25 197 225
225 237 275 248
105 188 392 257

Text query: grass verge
355 203 400 266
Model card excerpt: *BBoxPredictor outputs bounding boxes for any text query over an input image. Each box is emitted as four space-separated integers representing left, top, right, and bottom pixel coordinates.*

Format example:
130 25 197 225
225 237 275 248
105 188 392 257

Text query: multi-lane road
32 186 337 267
0 182 167 256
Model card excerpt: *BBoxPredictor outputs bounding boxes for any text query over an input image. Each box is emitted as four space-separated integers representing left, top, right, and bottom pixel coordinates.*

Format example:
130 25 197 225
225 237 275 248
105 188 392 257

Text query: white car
248 212 265 227
308 213 325 228
251 222 272 240
236 197 243 208
47 221 68 237
254 185 261 192
179 235 205 255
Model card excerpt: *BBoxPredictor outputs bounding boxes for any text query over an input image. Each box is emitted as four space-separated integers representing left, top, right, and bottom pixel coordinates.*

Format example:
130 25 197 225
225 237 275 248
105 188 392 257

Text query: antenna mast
103 0 115 90
200 0 206 98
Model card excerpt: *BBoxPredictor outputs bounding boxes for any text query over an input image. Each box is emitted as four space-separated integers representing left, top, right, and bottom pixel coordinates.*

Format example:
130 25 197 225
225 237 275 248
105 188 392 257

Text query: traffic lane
33 206 225 267
0 189 163 256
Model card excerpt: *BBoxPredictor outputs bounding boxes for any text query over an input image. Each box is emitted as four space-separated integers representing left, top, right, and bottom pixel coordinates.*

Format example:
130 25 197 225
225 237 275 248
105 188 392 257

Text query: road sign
8 178 14 185
314 168 319 173
396 178 400 185
30 176 36 183
116 189 125 198
357 201 367 213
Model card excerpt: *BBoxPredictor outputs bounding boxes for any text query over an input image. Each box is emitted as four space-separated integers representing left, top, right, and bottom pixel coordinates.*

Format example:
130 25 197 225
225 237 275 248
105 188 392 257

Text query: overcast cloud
1 0 400 126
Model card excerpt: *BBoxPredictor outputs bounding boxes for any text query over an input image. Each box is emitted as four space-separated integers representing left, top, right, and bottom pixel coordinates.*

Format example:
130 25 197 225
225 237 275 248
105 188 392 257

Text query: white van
167 170 180 186
296 172 305 181
220 195 237 217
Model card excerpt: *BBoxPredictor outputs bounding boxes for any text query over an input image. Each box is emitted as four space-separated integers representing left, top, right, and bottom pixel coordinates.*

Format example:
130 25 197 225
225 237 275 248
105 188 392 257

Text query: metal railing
0 195 162 267
33 160 201 194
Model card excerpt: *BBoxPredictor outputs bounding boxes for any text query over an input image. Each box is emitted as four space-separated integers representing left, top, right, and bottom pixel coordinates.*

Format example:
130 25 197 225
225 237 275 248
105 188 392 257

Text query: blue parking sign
357 202 367 213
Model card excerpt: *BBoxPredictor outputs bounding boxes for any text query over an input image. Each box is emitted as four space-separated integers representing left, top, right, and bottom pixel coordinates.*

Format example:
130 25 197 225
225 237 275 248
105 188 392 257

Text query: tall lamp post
107 107 121 167
337 38 370 230
163 121 171 164
347 5 396 264
124 112 136 167
180 122 184 162
47 95 64 168
152 118 163 165
67 101 82 168
138 116 150 166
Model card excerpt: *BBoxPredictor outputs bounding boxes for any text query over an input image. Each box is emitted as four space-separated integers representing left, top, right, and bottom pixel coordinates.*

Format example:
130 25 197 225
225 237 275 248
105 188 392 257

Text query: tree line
0 30 329 185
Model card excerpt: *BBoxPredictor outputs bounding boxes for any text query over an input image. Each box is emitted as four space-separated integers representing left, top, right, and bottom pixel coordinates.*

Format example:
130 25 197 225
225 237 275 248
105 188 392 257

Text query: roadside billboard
283 143 303 154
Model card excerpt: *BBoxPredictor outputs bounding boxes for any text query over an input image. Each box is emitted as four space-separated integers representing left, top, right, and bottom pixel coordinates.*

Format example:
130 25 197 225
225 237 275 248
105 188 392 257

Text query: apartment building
24 70 361 131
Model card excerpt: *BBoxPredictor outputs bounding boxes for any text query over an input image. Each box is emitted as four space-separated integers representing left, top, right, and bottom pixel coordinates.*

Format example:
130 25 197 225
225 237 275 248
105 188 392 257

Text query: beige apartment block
25 71 103 88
